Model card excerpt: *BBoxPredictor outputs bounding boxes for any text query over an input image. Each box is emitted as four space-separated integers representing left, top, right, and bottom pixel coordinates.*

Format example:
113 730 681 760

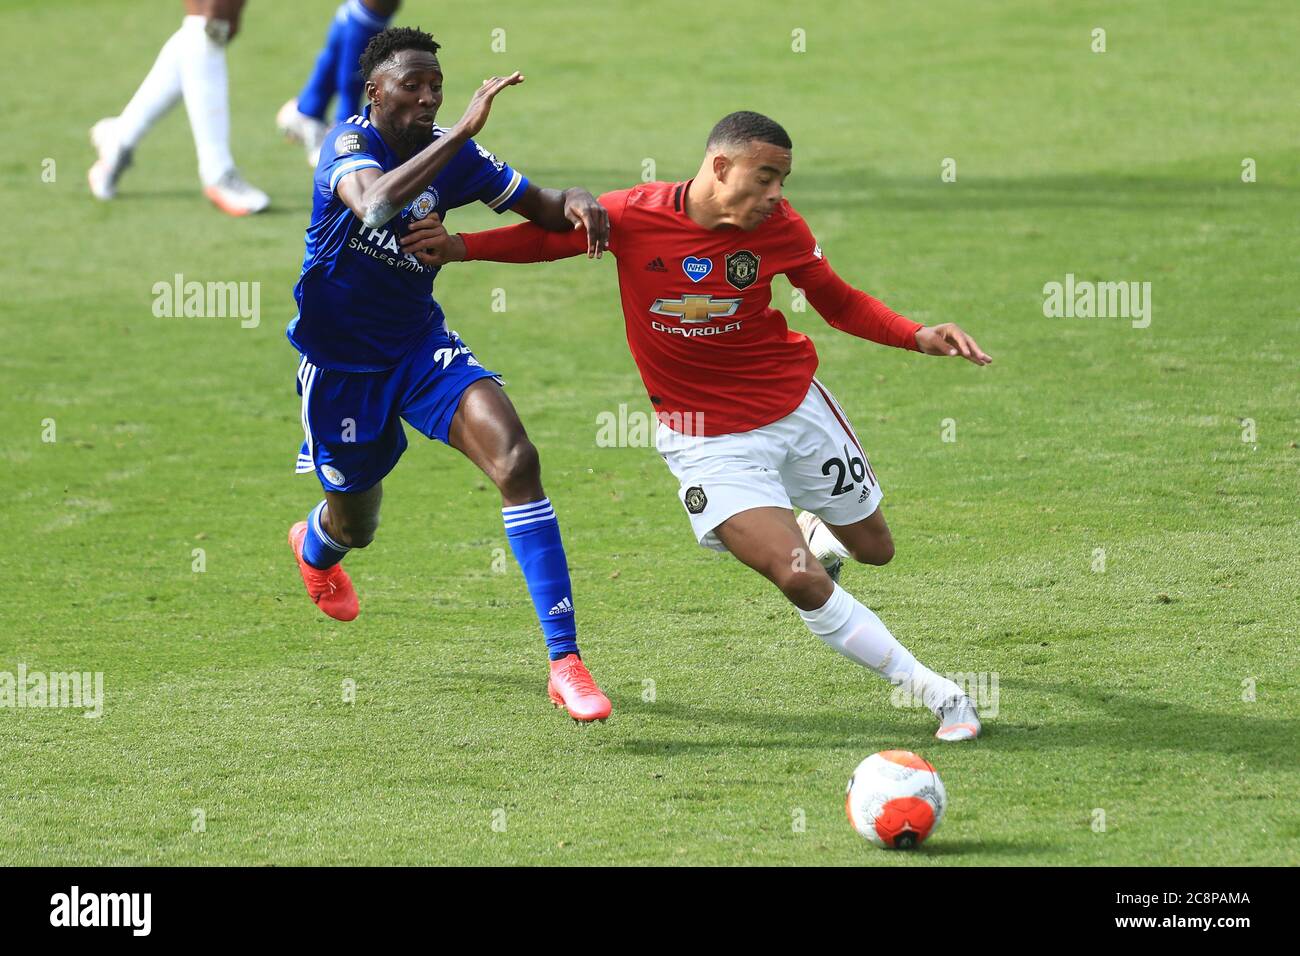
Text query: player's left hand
915 323 992 365
400 212 460 267
562 190 610 259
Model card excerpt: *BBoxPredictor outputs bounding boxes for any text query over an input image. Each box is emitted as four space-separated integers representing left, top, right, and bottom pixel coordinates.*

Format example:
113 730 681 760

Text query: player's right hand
400 213 464 267
914 323 992 365
453 72 525 139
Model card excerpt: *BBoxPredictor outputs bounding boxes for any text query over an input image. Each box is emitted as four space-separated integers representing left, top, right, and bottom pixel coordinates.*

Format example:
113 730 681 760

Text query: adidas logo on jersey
645 257 667 272
548 597 574 616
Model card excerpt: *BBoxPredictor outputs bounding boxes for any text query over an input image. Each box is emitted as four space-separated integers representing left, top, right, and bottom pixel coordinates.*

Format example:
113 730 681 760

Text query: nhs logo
681 256 712 282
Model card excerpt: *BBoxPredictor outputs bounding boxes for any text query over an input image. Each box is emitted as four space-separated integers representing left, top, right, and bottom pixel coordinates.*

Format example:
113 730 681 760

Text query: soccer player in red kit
404 111 991 740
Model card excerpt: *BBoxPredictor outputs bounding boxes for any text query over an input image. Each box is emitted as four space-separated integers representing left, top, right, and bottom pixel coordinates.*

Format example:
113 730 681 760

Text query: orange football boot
288 521 359 621
547 654 612 722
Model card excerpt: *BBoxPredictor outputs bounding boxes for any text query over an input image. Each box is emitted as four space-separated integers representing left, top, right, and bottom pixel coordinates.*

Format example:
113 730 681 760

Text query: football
845 750 948 849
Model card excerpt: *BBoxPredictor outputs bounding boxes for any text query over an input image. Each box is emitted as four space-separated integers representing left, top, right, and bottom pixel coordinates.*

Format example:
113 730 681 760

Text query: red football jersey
461 180 922 435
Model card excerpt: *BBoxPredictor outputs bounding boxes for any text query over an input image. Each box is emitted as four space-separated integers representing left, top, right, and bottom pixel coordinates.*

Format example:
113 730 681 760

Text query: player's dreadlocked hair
706 111 792 152
359 26 442 80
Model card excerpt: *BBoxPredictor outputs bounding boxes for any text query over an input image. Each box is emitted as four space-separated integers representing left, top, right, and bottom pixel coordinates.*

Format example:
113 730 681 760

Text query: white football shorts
656 378 883 551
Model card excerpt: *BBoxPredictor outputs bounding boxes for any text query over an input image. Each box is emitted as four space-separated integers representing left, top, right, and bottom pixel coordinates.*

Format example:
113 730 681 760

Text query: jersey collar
672 180 691 218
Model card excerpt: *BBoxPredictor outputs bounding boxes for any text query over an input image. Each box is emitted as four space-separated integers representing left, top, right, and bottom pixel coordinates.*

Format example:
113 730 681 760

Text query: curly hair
359 26 442 81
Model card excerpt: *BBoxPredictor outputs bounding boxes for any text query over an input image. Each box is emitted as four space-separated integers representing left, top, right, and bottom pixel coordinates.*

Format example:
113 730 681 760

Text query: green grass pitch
0 0 1296 865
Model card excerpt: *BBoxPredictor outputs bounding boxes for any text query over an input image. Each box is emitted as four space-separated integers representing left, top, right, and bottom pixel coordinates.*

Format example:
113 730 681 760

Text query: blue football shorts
293 324 502 493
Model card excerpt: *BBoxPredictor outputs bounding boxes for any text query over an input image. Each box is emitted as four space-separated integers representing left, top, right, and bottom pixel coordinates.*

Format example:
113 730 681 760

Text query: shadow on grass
438 669 1289 768
901 837 1052 859
102 191 309 216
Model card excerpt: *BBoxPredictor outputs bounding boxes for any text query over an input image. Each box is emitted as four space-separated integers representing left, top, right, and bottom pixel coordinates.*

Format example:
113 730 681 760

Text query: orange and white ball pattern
845 750 947 849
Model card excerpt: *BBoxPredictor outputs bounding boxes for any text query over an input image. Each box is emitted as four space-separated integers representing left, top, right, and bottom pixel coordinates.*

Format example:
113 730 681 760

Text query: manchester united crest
725 250 760 290
684 486 708 515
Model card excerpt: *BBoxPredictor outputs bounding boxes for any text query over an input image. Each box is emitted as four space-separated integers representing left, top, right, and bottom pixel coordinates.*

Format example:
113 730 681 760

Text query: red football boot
288 521 359 621
547 654 612 722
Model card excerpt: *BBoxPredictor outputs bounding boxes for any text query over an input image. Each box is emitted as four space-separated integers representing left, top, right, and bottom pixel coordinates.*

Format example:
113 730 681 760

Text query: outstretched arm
788 250 991 365
400 214 599 266
509 184 610 258
403 188 625 267
338 73 525 229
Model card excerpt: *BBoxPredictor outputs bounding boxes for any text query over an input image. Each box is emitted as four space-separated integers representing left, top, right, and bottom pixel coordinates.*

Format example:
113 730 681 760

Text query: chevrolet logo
649 294 743 324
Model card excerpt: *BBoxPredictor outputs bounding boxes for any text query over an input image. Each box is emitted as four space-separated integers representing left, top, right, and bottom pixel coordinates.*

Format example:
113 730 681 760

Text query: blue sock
503 499 579 660
303 501 350 570
296 5 346 120
334 0 391 124
297 1 392 122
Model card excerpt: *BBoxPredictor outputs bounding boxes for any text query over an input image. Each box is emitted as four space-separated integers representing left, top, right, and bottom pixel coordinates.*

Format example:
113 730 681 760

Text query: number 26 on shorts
821 443 876 497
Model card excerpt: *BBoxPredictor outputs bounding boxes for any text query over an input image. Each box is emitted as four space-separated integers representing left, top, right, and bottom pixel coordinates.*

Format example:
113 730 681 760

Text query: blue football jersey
288 107 529 371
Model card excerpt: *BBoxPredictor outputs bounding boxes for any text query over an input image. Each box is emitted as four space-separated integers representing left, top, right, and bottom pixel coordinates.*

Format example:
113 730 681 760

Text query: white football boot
796 509 843 584
935 694 982 741
87 118 133 201
203 168 270 216
277 98 329 167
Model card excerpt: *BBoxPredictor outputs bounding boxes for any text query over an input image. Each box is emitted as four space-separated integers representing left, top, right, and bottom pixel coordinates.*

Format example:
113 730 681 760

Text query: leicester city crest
725 250 760 290
410 190 439 220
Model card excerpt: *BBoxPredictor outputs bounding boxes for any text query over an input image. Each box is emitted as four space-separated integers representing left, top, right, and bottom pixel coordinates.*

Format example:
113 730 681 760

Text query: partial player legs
448 380 609 721
448 380 545 506
333 1 401 124
715 507 835 611
286 491 370 626
715 506 979 740
88 27 184 200
800 506 896 569
287 482 378 622
281 0 400 166
319 482 384 549
89 6 268 214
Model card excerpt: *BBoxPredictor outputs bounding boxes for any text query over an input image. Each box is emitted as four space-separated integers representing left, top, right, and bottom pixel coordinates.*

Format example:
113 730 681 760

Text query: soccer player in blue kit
286 27 613 721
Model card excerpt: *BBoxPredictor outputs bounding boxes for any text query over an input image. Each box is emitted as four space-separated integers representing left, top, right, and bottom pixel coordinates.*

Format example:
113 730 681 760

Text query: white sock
798 583 963 714
114 24 186 149
177 16 235 186
807 516 850 563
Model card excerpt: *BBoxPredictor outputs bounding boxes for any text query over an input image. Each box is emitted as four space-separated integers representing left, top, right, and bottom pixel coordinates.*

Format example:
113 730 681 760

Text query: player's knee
334 515 379 549
850 534 894 566
493 437 541 494
774 564 833 608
